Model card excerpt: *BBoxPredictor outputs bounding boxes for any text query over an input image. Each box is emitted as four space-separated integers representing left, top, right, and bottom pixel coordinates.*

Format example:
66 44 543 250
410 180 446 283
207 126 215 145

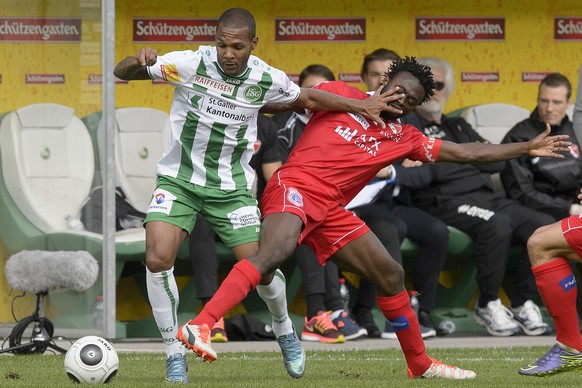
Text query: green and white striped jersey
147 46 300 190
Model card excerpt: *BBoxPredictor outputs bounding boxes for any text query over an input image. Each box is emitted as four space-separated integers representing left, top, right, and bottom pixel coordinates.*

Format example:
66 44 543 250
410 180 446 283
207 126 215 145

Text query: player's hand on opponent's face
528 123 571 158
362 86 404 128
137 47 158 67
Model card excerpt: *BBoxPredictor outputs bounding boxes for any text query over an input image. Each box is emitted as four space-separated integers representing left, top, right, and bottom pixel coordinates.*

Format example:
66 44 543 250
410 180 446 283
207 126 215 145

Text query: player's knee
526 227 548 265
377 263 405 295
145 249 175 272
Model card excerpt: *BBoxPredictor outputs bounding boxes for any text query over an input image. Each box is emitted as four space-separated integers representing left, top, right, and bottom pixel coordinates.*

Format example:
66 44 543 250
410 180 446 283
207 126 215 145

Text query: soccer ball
64 336 119 384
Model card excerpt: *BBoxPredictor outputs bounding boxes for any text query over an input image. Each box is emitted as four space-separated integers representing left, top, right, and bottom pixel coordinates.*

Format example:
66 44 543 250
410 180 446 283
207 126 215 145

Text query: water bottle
438 320 456 335
409 290 419 315
92 295 104 329
65 214 85 231
339 278 350 311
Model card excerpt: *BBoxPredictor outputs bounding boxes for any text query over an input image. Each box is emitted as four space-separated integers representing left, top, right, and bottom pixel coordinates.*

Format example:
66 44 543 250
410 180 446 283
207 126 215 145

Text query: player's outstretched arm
291 85 404 129
437 124 571 163
113 47 158 80
260 85 404 124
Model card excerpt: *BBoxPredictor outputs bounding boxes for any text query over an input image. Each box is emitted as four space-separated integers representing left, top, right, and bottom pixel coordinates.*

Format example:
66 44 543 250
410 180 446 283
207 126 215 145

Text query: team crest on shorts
287 187 303 207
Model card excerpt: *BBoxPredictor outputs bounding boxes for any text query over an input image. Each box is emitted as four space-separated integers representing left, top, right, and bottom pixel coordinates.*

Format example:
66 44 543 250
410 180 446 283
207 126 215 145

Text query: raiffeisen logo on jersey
193 75 234 94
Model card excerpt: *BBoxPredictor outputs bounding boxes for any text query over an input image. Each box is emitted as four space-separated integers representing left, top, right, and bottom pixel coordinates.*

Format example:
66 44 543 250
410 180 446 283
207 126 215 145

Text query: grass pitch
1 346 579 387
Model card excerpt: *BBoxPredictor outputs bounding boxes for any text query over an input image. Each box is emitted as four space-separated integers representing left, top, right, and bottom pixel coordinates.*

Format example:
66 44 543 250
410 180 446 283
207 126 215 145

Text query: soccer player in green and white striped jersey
114 7 401 383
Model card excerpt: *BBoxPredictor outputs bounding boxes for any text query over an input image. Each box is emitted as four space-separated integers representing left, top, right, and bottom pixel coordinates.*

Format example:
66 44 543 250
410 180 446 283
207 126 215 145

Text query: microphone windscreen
5 250 99 294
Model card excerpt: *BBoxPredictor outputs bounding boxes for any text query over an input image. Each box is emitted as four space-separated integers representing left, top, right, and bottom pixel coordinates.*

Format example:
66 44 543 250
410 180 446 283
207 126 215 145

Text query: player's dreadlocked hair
386 56 436 104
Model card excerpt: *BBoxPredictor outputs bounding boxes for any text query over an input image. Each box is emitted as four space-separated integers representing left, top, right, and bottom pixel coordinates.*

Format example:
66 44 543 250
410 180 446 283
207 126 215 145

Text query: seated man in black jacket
501 73 582 221
500 72 582 330
405 56 554 337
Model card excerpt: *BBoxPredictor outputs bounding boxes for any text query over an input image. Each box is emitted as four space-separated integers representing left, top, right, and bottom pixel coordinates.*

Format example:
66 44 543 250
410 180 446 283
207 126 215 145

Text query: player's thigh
530 219 582 264
145 221 188 269
202 188 261 251
144 176 201 268
330 232 405 296
144 175 202 233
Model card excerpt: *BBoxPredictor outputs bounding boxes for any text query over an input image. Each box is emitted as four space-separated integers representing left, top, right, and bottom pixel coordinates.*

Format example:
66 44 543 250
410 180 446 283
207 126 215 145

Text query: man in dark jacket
501 73 582 221
407 57 554 337
501 72 582 331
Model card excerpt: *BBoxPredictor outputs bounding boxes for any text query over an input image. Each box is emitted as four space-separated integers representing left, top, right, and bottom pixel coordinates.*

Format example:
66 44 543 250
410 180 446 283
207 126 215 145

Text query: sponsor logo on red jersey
416 17 504 41
275 17 366 42
554 17 582 40
387 123 403 135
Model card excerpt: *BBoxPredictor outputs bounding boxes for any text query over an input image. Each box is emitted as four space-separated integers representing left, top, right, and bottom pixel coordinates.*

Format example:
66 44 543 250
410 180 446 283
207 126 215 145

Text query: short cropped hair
299 64 335 87
361 48 401 75
387 56 435 104
540 73 572 100
217 8 256 39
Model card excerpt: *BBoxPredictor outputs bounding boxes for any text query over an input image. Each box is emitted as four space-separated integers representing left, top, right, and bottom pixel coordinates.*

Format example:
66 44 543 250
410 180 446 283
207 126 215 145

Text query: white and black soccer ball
64 336 119 384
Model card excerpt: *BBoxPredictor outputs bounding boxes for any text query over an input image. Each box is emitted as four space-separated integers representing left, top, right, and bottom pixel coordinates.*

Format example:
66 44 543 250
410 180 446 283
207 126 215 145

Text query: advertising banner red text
0 17 81 42
275 17 366 42
133 18 217 43
416 17 504 41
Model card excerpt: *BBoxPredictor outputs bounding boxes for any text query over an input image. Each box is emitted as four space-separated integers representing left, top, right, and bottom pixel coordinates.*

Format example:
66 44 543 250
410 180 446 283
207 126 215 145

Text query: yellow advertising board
0 0 580 118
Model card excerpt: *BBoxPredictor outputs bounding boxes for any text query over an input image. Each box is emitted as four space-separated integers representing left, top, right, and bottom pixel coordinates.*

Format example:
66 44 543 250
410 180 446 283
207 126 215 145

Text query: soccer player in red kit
519 190 582 377
177 57 570 380
518 65 582 378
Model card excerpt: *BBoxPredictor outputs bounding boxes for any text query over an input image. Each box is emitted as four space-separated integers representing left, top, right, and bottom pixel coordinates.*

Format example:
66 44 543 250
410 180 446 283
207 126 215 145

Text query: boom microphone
4 250 99 294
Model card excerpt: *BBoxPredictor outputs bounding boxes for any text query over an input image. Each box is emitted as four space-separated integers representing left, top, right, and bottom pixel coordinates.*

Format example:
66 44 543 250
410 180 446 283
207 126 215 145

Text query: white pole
102 0 117 339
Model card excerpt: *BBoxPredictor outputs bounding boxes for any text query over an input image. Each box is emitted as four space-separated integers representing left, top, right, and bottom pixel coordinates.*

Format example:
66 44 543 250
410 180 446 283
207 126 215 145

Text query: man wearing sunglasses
405 56 555 338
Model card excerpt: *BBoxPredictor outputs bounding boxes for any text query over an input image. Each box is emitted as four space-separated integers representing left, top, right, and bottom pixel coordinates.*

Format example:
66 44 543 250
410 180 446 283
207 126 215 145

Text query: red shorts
260 170 369 264
561 215 582 258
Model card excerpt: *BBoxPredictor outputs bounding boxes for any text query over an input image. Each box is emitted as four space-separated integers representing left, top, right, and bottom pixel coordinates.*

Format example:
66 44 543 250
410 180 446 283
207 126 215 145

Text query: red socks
377 290 432 376
533 258 582 351
192 259 261 327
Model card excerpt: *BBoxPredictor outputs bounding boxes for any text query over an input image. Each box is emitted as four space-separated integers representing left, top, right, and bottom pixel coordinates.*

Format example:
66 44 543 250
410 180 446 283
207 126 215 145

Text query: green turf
1 347 580 387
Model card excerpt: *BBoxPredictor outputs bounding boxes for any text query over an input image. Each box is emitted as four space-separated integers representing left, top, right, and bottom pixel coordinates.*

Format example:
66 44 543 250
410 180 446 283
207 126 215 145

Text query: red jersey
280 81 443 206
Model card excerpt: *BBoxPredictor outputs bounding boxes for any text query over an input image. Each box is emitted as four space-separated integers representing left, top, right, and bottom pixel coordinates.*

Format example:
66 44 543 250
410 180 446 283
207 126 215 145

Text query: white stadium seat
98 107 170 213
566 103 574 121
0 103 95 233
460 103 530 144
